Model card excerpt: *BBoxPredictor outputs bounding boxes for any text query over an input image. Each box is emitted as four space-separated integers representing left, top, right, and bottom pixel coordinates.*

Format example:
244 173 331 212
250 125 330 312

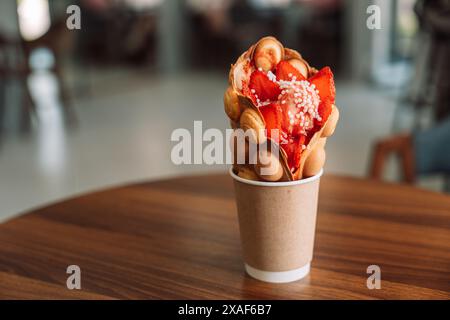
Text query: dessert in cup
224 36 339 283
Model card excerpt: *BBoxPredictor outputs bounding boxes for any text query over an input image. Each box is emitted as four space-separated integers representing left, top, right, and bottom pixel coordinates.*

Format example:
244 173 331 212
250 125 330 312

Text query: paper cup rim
229 167 323 187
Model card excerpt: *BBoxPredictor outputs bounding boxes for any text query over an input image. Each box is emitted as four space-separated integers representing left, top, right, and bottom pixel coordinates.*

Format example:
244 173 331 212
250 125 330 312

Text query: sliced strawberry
308 67 335 126
249 70 281 102
315 100 333 127
281 141 295 170
291 120 305 137
308 67 335 100
278 100 292 133
259 103 282 143
278 101 308 138
275 61 306 81
281 135 306 172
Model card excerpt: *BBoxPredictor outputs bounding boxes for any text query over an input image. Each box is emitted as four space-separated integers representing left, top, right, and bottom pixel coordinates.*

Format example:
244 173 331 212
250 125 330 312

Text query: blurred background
0 0 449 221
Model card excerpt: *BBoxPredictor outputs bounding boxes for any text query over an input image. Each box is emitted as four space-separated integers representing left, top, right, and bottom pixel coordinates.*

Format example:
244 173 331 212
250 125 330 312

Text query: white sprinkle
267 70 277 82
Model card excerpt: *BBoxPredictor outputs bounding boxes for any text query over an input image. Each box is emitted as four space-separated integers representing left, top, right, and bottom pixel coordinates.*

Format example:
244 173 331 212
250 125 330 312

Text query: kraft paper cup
230 167 323 283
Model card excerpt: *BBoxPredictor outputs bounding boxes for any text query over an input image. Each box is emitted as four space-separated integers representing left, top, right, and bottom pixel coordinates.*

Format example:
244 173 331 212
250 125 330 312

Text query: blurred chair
373 0 450 192
394 0 450 130
370 134 416 184
0 0 34 131
0 35 36 131
21 17 75 118
370 116 450 191
0 0 75 132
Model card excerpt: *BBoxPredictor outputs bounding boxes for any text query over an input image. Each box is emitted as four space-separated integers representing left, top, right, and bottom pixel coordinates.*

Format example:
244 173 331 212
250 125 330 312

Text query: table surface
0 173 449 299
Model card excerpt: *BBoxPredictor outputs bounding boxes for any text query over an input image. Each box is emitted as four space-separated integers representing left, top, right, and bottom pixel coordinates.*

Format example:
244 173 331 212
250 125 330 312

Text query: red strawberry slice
281 135 306 172
249 70 281 102
309 67 335 100
275 60 306 81
278 100 298 135
259 103 283 143
308 67 335 126
316 100 333 127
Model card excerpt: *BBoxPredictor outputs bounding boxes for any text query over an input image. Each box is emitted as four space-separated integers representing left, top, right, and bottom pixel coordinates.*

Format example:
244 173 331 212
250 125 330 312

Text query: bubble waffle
224 36 339 181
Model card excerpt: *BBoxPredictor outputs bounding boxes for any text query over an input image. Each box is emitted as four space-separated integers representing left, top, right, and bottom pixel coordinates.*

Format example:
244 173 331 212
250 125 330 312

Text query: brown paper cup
230 167 323 283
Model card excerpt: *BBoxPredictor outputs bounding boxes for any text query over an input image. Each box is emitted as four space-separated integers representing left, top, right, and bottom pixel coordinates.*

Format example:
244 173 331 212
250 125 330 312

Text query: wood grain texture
0 173 449 299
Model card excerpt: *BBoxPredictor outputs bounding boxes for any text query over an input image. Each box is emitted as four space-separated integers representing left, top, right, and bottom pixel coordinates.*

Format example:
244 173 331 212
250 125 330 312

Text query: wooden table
1 174 449 299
